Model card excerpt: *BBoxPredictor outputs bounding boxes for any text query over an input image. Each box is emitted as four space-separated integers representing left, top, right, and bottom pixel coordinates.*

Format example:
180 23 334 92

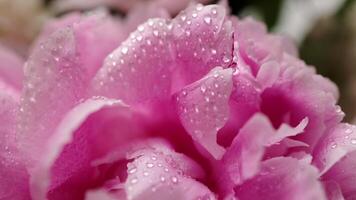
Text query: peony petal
322 151 356 199
221 113 307 192
218 72 261 147
256 60 280 90
0 80 30 200
30 98 145 200
312 123 356 174
19 11 123 166
124 140 215 200
172 4 234 87
323 181 345 200
92 18 174 104
0 45 23 90
85 189 119 200
235 157 327 200
174 67 233 159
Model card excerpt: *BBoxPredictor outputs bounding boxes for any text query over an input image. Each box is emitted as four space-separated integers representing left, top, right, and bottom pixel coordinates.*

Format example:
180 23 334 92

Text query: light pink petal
323 181 345 200
235 157 327 200
221 113 307 191
174 67 233 159
92 18 174 104
0 80 30 200
51 0 211 15
124 141 215 200
85 189 119 200
235 17 297 75
256 60 280 90
30 98 145 200
0 45 23 90
312 123 356 174
122 2 170 34
172 4 234 88
19 12 123 166
322 151 356 199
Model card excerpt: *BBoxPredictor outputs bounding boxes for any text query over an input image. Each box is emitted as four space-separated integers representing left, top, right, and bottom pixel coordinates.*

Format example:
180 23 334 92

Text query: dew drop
211 49 217 55
171 176 178 184
130 178 138 184
160 176 166 182
204 16 211 24
143 171 149 176
196 4 203 11
351 139 356 145
136 35 143 41
223 55 231 63
331 143 337 149
153 30 159 37
146 163 154 168
128 167 137 174
345 128 353 134
200 85 207 93
181 15 187 21
211 8 217 15
138 25 144 32
192 12 198 18
121 47 129 54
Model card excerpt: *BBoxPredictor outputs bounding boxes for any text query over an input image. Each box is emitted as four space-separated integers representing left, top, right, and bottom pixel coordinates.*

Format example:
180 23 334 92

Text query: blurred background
0 0 355 121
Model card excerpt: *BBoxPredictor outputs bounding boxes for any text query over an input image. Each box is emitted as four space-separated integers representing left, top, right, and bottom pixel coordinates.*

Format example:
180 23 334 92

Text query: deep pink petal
174 67 233 159
313 123 356 174
235 157 327 200
124 140 215 200
30 98 145 200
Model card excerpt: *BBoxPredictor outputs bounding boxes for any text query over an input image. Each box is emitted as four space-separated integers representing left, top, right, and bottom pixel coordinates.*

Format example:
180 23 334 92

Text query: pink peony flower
1 3 356 200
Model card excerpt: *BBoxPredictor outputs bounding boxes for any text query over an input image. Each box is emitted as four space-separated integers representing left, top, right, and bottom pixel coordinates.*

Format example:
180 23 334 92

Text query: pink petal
92 18 174 104
85 189 118 200
19 12 123 166
322 151 356 199
312 123 356 174
174 67 233 159
235 17 297 75
0 80 30 200
30 98 145 199
260 54 343 151
0 45 23 90
323 181 345 200
172 4 234 87
124 140 215 200
218 72 261 147
221 113 307 192
256 60 280 90
235 157 327 200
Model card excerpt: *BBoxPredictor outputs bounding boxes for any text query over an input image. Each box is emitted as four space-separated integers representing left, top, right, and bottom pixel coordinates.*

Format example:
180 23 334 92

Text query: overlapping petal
235 157 327 200
175 67 233 159
18 12 123 166
124 140 214 200
30 98 145 200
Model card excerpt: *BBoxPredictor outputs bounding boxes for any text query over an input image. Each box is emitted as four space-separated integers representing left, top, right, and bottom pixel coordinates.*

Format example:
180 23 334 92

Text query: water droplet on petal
121 47 128 54
171 176 178 184
211 8 217 15
211 49 217 55
331 143 337 149
351 139 356 145
146 163 154 168
181 15 187 21
346 128 353 134
204 16 211 24
200 85 207 93
192 12 198 18
130 178 138 184
138 25 144 32
129 167 137 174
